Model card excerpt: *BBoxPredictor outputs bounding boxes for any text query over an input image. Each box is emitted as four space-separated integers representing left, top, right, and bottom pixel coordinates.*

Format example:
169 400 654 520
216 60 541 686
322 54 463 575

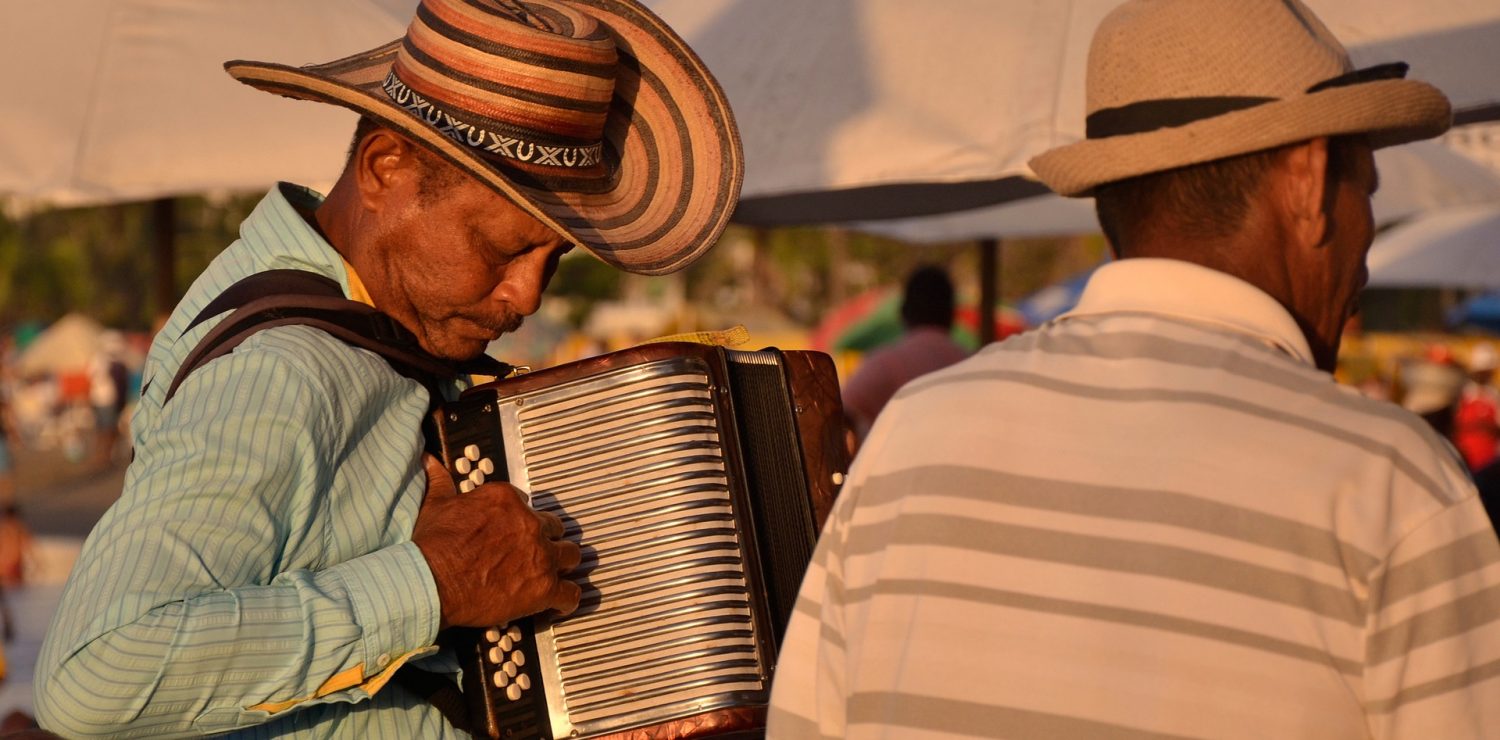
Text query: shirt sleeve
1364 493 1500 739
767 482 858 740
34 339 442 737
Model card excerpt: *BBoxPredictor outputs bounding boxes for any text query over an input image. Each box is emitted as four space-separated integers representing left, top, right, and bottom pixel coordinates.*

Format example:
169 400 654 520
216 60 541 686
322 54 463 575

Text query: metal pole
979 237 1000 346
152 197 176 319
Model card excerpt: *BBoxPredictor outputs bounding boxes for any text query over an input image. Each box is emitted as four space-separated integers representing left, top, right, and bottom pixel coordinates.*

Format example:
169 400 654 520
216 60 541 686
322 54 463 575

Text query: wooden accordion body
427 343 849 739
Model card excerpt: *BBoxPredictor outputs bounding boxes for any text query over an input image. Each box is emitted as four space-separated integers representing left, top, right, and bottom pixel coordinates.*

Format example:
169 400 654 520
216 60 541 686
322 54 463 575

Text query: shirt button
377 653 392 668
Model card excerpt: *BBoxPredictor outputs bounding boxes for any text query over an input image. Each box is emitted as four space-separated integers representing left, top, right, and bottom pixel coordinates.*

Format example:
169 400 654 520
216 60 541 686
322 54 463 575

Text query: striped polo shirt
768 258 1500 739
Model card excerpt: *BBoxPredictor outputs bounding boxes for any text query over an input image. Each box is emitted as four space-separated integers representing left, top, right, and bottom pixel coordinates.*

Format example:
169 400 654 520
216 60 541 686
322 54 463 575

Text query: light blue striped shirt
36 184 466 737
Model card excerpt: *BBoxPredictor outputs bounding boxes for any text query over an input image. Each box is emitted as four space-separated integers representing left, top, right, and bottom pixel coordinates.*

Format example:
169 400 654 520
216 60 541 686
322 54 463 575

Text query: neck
1120 225 1338 372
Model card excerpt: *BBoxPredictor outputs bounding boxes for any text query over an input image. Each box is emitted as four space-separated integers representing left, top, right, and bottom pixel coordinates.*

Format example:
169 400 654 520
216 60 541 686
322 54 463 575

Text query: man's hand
413 455 583 629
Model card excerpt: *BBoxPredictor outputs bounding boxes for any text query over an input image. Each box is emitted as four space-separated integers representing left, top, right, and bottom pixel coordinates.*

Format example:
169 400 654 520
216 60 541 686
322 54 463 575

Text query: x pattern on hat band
382 71 605 168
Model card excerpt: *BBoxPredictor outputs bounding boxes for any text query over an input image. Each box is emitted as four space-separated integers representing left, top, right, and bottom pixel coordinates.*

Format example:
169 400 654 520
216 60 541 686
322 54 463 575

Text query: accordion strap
162 269 511 408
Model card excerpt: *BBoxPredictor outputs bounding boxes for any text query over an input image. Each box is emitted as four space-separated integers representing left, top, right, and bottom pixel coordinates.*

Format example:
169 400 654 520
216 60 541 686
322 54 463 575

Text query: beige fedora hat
226 0 741 276
1030 0 1452 197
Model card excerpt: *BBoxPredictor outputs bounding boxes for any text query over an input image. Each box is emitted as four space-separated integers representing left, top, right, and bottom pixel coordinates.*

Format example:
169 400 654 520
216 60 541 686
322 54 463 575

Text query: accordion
427 342 849 739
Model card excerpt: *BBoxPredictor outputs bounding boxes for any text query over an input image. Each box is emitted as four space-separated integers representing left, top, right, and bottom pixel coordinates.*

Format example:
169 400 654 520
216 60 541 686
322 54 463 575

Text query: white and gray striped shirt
768 258 1500 739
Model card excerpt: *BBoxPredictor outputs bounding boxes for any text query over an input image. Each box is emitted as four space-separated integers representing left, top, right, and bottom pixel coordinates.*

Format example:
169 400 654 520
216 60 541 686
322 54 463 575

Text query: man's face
370 167 573 361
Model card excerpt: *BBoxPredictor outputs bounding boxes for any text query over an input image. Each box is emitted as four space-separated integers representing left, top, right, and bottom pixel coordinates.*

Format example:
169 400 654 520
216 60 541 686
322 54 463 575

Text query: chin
420 335 490 363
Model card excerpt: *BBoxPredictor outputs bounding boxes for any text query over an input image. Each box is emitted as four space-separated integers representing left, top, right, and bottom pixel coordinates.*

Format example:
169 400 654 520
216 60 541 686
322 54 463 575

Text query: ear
1276 137 1332 249
352 128 423 213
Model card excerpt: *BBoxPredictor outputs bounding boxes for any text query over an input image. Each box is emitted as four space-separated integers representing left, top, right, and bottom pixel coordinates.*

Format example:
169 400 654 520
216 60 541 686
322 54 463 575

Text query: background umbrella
0 0 415 206
1016 266 1104 326
1367 204 1500 289
812 288 1025 353
847 140 1500 244
15 314 105 378
644 0 1500 227
1449 292 1500 333
0 0 416 316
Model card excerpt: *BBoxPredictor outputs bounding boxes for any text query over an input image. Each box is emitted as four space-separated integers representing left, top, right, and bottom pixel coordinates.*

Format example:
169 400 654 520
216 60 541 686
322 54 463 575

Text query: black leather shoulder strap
163 269 511 406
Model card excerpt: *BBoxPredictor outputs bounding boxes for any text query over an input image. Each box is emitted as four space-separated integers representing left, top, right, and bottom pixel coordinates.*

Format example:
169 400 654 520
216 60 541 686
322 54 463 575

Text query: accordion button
485 627 502 643
464 445 481 461
488 646 504 664
469 469 485 486
479 458 496 475
454 458 471 475
493 670 509 688
511 650 525 666
506 625 523 641
500 635 513 651
517 674 532 690
503 662 518 677
506 684 522 702
459 480 475 494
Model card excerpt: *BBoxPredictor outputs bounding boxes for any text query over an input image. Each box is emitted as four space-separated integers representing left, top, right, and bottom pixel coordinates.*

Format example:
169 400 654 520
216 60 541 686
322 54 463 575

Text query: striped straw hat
1030 0 1451 197
226 0 742 276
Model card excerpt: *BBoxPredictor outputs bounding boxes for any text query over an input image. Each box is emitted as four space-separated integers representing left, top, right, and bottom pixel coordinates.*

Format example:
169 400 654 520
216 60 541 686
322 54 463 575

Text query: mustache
474 311 524 336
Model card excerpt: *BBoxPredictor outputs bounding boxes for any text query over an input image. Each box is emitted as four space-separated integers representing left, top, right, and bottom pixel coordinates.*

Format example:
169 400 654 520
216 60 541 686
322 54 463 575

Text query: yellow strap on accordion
641 325 750 348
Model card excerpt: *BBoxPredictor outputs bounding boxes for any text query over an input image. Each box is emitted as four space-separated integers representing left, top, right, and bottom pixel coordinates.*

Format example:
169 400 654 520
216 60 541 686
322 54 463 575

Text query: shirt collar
1059 258 1316 367
238 183 352 296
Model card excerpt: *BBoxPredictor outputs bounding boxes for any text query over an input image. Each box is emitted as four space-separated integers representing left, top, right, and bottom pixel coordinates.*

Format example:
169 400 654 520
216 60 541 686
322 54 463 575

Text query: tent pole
152 198 177 322
979 237 1000 346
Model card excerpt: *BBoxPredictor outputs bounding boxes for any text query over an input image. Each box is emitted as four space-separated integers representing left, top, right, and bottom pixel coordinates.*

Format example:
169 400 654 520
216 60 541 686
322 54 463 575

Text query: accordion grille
515 360 766 728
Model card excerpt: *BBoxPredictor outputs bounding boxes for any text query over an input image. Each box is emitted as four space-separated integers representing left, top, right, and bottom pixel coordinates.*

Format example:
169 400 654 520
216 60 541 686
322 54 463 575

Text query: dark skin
316 128 583 629
1114 137 1378 372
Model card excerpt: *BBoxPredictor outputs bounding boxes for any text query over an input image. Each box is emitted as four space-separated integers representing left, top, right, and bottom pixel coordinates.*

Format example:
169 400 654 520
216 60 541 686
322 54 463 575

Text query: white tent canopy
1367 204 1500 289
2 0 1496 218
15 314 105 377
643 0 1500 225
0 0 415 207
849 140 1500 244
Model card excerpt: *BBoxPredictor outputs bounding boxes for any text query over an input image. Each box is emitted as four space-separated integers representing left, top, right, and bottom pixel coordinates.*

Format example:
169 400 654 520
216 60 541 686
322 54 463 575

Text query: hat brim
1029 79 1451 197
226 0 742 276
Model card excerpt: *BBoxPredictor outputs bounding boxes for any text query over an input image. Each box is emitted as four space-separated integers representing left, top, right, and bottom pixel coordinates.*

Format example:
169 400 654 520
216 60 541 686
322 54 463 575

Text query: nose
493 248 553 316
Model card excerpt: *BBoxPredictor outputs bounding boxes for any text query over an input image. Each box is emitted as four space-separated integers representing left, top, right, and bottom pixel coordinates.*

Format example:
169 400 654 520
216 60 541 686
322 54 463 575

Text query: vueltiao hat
1030 0 1452 197
226 0 742 276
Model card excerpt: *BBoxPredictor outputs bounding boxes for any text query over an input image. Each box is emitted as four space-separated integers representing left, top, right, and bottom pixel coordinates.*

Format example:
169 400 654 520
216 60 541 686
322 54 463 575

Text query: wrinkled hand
413 455 582 629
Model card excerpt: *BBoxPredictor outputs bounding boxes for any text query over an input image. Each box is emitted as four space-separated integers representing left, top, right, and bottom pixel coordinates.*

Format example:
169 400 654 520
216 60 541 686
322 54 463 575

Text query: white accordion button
503 662 518 678
505 684 522 702
499 635 514 651
454 457 472 475
469 469 485 486
506 625 523 641
485 627 501 642
511 650 525 666
488 646 503 664
493 671 509 688
459 480 475 494
464 444 481 461
516 674 531 691
478 458 496 475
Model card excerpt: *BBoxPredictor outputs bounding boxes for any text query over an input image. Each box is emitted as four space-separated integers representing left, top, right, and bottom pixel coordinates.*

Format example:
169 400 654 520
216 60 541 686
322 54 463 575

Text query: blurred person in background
1401 343 1466 442
1456 342 1500 472
769 0 1500 737
841 265 970 444
0 356 16 509
0 505 34 589
85 331 129 471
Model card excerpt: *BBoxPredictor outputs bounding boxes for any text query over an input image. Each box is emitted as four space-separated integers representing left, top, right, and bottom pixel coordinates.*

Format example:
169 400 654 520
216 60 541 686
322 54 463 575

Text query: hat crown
1086 0 1353 115
388 0 619 169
